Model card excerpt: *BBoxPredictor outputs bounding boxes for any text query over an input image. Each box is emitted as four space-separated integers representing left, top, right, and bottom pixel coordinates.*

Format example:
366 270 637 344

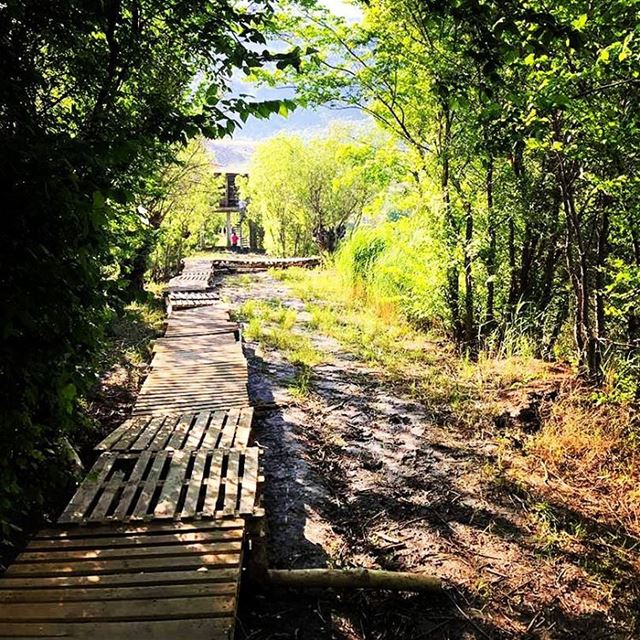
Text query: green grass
98 297 165 372
273 266 553 429
232 299 324 396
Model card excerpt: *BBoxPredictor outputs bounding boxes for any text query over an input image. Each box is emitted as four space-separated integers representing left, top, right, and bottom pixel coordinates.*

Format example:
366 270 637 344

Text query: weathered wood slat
35 519 245 539
4 553 241 577
166 270 213 292
202 451 224 518
0 568 240 590
0 619 235 640
223 451 240 516
0 582 237 603
18 540 242 563
58 454 116 524
239 448 260 515
154 451 188 519
112 451 154 522
130 451 168 519
181 450 208 518
130 415 165 450
183 411 216 449
24 529 243 552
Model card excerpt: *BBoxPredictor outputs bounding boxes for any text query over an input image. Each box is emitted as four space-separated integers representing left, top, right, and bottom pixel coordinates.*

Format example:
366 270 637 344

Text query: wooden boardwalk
211 255 319 272
0 258 259 639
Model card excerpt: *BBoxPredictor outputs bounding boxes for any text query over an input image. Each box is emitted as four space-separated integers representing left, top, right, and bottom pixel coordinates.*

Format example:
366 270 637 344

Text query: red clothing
231 233 238 246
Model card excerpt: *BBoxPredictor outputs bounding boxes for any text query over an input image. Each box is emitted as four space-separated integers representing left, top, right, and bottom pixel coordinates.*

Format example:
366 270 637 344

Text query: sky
208 0 367 171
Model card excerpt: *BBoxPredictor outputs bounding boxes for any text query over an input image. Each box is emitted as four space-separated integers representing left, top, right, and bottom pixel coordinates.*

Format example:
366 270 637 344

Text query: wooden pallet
96 408 254 452
166 270 213 292
150 336 246 368
182 258 215 272
166 291 220 313
163 307 239 338
0 520 244 640
133 368 250 416
211 256 320 270
58 449 262 524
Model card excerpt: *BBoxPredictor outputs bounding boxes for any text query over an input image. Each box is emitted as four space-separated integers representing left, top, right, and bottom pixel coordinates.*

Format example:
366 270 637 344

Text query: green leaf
572 14 588 31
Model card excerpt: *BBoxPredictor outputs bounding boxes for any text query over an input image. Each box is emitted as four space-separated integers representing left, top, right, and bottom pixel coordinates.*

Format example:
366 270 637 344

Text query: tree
145 139 225 282
243 127 399 255
255 0 640 379
0 0 298 541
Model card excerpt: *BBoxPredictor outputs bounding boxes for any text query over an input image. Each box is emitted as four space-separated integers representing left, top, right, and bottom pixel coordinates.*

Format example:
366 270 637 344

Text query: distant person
231 230 239 250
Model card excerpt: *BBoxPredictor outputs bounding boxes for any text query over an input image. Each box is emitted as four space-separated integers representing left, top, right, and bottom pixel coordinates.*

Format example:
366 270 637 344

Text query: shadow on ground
230 273 639 640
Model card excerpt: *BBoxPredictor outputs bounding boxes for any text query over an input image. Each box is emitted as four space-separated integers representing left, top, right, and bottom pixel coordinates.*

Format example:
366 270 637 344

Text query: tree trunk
463 200 476 355
484 159 497 337
125 234 153 298
439 107 462 344
594 199 610 379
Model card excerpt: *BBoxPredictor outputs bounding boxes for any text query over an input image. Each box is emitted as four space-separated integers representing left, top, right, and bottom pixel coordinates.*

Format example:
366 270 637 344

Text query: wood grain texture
0 522 242 639
58 449 262 524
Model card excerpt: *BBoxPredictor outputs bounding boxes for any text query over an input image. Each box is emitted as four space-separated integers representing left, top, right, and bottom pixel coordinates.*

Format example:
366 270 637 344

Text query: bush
335 217 448 328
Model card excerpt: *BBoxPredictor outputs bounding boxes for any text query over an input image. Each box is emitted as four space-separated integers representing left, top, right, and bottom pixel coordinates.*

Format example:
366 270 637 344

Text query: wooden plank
0 618 235 639
58 455 115 524
96 419 138 451
0 595 234 620
202 451 224 517
35 519 244 539
17 541 242 563
165 414 193 450
110 451 153 521
198 411 225 449
223 451 240 516
132 402 249 417
4 553 241 577
181 450 207 518
0 582 237 603
239 448 259 515
130 450 168 520
153 451 188 519
235 407 253 447
147 415 178 450
218 408 239 448
129 415 165 450
88 471 125 522
0 568 240 589
26 529 244 552
115 417 151 451
182 411 211 449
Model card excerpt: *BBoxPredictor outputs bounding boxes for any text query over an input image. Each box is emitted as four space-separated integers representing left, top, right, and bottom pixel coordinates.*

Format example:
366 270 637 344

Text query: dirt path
221 273 635 640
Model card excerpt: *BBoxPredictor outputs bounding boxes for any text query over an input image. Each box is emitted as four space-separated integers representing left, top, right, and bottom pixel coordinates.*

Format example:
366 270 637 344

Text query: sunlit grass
273 267 551 430
232 299 324 397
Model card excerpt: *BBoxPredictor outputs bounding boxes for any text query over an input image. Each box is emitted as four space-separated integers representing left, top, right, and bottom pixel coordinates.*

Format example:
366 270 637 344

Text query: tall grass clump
335 217 447 328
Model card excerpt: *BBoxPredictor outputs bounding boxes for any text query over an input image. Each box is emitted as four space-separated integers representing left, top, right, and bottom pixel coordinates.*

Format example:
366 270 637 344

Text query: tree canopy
252 0 640 386
242 127 400 255
0 0 297 541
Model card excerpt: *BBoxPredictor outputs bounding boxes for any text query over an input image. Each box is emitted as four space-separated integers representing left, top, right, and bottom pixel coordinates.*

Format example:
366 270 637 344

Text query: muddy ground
220 272 639 640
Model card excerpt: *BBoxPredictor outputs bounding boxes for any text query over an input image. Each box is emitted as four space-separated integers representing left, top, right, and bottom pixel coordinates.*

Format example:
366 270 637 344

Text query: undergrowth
271 265 640 540
271 266 552 428
78 295 165 456
232 298 323 396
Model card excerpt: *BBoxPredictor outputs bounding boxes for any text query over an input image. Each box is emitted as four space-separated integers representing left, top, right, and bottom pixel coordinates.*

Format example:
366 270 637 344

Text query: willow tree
242 128 399 255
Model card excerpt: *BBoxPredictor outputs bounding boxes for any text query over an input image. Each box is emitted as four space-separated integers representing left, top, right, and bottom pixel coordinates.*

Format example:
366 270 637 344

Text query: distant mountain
204 107 370 175
205 139 255 174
